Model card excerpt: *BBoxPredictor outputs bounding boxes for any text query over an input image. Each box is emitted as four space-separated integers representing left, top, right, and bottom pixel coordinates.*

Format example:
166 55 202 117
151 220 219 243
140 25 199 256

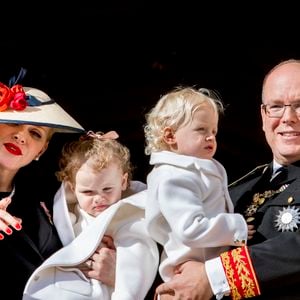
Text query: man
156 59 300 299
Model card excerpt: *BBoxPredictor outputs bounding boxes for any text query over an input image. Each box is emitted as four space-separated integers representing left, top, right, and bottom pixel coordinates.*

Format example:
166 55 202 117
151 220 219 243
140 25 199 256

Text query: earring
35 156 39 161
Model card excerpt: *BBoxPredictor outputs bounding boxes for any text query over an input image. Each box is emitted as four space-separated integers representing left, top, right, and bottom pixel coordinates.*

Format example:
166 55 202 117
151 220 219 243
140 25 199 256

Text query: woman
0 83 115 299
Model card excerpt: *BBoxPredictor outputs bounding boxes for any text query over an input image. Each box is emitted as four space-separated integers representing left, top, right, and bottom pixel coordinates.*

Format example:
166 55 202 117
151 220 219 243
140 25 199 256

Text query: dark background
1 2 299 183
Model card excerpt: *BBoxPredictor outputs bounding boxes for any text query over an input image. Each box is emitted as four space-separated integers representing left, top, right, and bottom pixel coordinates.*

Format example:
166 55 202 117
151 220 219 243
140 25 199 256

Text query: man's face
261 62 300 164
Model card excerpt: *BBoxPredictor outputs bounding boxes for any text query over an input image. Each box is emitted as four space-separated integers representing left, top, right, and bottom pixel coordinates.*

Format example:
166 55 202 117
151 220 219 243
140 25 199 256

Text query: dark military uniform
226 161 300 299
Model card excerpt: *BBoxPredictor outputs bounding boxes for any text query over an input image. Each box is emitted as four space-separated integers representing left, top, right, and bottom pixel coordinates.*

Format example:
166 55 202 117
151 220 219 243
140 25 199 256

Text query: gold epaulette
220 246 261 299
229 164 269 188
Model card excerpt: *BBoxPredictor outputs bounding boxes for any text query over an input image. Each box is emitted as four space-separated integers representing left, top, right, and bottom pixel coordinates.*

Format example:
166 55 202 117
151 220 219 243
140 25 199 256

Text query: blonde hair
144 86 224 155
56 131 133 187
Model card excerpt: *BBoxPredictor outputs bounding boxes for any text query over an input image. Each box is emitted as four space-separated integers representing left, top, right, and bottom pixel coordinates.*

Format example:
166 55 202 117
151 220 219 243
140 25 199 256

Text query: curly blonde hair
144 86 224 155
56 131 133 187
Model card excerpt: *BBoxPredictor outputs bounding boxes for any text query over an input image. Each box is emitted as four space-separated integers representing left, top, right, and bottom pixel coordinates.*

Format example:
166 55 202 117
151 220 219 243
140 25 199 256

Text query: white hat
0 87 84 133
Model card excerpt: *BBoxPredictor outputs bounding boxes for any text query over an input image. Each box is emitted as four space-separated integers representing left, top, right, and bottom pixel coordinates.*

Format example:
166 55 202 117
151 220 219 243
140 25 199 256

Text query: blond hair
56 131 133 187
144 86 224 155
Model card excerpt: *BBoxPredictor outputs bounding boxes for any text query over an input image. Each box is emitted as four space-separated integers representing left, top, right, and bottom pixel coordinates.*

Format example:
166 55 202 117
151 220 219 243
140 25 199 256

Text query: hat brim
0 87 85 133
0 103 84 133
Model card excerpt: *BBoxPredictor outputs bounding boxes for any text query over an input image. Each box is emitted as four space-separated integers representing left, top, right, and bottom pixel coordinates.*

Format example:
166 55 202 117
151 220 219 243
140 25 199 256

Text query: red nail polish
0 234 4 240
6 228 12 235
15 223 22 230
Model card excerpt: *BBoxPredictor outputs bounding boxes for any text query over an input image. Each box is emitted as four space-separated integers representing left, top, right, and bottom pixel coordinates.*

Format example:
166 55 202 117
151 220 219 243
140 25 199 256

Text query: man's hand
156 260 213 300
247 224 256 240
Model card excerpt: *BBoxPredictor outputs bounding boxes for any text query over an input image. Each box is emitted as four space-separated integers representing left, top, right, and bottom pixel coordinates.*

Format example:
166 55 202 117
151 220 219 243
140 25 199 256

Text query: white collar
273 160 283 174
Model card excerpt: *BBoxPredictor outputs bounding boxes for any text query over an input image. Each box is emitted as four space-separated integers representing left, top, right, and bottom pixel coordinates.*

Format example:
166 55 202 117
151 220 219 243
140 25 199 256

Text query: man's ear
163 127 176 145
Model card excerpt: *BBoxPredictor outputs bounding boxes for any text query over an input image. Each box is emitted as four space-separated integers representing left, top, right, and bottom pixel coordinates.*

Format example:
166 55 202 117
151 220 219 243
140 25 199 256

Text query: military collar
229 163 269 188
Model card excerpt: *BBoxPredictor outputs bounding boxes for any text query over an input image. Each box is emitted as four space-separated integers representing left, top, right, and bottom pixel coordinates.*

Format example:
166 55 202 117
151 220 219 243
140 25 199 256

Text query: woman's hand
80 235 117 287
0 197 22 240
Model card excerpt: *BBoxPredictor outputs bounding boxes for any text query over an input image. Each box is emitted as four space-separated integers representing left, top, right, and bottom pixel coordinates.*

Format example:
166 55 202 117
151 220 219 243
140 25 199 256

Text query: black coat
229 162 300 299
0 167 62 300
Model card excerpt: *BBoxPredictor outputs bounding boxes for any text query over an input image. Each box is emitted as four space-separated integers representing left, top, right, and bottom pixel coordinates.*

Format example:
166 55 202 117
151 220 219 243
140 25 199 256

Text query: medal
245 184 289 221
275 206 300 232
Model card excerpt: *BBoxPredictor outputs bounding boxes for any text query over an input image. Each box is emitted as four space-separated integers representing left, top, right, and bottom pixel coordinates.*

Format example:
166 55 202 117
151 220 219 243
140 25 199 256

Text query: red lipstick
4 143 22 156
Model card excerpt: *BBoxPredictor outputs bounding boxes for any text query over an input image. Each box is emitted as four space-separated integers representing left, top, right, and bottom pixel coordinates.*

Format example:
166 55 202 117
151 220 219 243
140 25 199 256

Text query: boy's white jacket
23 182 159 300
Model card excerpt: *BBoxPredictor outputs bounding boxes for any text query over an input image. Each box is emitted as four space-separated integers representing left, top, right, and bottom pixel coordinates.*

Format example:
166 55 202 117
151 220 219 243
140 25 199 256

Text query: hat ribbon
81 130 119 141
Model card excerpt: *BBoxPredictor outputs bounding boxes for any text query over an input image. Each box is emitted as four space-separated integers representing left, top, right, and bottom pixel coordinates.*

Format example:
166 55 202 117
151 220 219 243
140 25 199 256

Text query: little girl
54 130 145 240
23 131 158 300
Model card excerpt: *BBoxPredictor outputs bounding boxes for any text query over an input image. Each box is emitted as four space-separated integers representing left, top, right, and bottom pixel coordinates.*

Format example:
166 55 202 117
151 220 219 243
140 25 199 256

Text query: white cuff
205 257 230 299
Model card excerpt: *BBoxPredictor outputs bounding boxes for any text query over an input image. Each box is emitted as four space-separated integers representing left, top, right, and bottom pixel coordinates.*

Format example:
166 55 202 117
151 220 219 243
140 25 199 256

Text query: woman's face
0 124 51 171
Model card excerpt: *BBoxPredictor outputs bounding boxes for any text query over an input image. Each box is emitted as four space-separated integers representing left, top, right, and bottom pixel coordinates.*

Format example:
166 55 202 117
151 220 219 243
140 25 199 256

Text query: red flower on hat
0 83 27 112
